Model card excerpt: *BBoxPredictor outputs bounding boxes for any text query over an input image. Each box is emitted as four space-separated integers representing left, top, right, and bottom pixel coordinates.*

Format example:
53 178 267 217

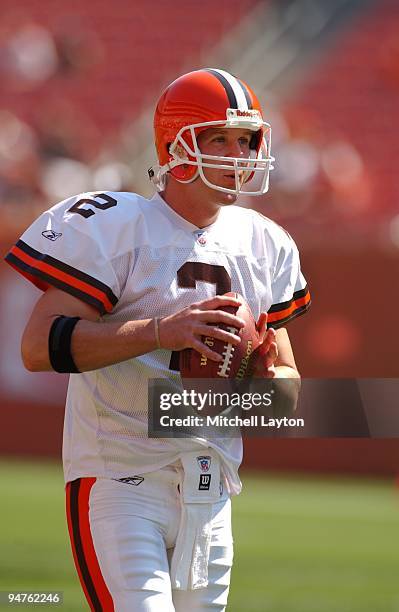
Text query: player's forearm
272 368 301 415
274 365 300 379
72 319 159 371
23 318 158 372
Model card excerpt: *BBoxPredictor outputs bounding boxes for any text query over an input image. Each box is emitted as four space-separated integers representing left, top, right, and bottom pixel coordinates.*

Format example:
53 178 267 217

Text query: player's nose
226 139 246 158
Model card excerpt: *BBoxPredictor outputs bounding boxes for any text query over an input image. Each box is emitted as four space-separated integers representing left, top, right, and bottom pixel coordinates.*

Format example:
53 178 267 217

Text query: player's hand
158 295 244 361
253 312 278 378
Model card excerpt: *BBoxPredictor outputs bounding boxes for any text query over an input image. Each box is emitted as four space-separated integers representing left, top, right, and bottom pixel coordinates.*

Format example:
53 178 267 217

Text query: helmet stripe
205 68 238 108
238 80 253 110
207 68 251 111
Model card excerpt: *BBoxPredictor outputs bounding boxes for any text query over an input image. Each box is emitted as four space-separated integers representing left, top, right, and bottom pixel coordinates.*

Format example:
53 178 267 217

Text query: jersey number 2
169 262 231 370
67 193 117 218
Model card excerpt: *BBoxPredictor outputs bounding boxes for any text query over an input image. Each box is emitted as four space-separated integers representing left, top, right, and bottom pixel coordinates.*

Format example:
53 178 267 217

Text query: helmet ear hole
250 132 261 151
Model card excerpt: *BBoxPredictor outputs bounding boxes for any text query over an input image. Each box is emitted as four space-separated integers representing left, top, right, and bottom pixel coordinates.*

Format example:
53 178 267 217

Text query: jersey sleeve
4 194 124 315
267 230 311 329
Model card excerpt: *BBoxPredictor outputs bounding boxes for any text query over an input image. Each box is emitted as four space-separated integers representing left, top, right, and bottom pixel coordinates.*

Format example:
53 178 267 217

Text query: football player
5 68 310 611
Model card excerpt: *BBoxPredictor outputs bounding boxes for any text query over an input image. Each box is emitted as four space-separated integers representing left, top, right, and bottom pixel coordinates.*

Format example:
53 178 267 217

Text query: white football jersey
6 191 310 494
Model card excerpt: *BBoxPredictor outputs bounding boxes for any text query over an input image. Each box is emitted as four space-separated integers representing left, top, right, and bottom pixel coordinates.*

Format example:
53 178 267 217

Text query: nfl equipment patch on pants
65 457 233 611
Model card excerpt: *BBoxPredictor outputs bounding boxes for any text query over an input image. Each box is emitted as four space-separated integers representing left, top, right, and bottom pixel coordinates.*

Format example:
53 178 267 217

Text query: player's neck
161 178 236 229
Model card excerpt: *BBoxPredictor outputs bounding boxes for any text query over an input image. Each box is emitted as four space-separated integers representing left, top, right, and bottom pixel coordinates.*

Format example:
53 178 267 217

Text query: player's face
196 127 253 197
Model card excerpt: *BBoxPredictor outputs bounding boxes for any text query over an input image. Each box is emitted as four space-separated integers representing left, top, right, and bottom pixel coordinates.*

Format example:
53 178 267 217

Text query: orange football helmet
150 68 274 195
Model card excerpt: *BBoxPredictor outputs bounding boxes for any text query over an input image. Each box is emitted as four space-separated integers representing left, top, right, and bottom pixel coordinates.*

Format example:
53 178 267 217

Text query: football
179 292 261 380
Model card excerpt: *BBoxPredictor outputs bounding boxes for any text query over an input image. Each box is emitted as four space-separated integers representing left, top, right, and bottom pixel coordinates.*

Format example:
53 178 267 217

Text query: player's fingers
259 328 276 356
253 359 274 378
263 342 278 369
197 295 241 310
191 339 223 362
196 310 245 328
264 366 277 379
253 339 278 377
194 324 241 346
256 312 268 343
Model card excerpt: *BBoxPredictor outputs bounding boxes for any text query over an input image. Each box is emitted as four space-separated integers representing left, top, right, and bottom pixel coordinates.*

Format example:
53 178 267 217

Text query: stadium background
0 0 398 610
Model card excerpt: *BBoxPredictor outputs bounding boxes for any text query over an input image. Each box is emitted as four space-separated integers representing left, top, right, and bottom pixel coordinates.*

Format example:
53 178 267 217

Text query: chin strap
148 165 165 191
148 163 199 191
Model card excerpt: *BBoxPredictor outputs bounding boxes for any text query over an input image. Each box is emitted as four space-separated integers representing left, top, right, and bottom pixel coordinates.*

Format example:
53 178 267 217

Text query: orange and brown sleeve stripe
267 286 311 328
5 240 118 315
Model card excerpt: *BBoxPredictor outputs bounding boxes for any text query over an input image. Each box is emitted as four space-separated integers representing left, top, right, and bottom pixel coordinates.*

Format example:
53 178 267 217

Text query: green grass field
1 459 399 611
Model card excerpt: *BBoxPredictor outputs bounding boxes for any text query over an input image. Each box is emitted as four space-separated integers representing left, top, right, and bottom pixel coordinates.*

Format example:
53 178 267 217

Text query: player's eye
238 137 251 147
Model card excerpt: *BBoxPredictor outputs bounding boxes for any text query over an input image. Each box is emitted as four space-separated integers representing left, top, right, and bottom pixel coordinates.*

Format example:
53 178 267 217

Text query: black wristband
48 316 81 373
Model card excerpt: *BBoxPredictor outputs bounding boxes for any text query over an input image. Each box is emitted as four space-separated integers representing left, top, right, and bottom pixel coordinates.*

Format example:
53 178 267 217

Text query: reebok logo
42 230 62 241
115 476 144 486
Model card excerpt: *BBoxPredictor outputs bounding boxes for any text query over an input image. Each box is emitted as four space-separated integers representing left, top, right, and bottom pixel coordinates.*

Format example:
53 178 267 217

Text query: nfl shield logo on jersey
197 456 211 472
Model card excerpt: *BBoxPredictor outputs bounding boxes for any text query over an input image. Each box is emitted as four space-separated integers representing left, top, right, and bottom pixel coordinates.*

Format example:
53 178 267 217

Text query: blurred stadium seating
0 0 398 472
261 0 399 241
0 0 260 226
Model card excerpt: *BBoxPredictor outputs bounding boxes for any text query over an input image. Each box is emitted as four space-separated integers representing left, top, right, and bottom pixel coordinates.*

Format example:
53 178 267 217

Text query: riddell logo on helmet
236 110 254 117
226 108 262 123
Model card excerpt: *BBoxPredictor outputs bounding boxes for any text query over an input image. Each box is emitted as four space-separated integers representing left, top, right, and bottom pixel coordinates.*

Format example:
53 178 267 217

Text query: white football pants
66 464 233 611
